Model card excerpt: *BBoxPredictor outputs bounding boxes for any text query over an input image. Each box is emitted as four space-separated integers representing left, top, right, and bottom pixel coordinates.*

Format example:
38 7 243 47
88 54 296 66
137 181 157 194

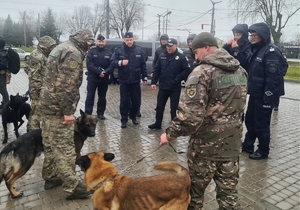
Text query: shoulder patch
69 61 79 69
186 85 197 98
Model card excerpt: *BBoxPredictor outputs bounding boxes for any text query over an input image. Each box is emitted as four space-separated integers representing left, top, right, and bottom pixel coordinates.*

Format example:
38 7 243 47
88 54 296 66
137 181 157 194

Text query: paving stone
0 70 299 209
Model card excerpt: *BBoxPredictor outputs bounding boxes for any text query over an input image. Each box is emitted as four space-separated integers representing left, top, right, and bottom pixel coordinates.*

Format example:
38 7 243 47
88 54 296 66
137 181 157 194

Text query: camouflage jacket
39 30 94 116
166 48 248 161
24 36 56 101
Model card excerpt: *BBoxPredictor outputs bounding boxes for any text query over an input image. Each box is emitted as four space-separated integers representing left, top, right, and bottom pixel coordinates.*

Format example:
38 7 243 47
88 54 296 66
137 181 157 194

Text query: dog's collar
9 106 14 111
90 174 120 193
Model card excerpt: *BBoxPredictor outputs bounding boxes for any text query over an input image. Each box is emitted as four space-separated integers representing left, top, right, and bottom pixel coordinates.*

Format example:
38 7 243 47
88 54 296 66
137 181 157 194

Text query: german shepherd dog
76 152 191 210
0 110 97 198
2 93 31 144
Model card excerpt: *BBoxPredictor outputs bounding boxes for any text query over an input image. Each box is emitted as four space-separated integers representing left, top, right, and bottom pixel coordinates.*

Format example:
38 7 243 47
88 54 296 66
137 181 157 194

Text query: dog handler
39 29 95 200
160 32 248 209
24 36 56 131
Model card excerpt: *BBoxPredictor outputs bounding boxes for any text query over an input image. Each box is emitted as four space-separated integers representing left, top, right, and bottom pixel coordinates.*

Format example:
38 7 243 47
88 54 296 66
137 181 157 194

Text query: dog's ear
104 153 115 162
16 93 19 96
80 109 85 116
10 95 14 100
75 155 91 172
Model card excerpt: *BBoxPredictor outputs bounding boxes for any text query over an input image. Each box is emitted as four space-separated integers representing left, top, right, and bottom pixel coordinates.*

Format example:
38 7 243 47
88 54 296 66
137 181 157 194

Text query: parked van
105 39 160 78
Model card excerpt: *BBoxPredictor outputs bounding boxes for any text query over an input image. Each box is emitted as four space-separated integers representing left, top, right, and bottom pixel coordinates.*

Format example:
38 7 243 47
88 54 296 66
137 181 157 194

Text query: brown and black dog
76 152 191 210
0 110 97 198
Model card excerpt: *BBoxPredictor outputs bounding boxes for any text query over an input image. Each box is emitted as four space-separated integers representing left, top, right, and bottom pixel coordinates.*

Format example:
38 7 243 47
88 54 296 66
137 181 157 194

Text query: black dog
2 94 31 144
0 129 43 198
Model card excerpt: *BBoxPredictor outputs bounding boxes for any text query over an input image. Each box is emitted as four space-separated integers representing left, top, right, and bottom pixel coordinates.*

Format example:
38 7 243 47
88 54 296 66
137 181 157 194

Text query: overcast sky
0 0 299 42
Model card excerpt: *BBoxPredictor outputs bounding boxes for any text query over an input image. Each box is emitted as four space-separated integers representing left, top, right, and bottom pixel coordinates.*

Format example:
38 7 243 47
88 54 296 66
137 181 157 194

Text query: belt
0 70 6 74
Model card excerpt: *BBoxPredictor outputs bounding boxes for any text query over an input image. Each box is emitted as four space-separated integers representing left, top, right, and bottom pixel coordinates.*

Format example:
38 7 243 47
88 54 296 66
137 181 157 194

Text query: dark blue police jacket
152 49 192 91
248 23 285 104
110 43 147 84
86 46 112 83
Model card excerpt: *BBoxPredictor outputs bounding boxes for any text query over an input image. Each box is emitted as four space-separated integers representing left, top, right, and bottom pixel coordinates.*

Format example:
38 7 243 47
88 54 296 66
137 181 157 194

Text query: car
12 48 31 61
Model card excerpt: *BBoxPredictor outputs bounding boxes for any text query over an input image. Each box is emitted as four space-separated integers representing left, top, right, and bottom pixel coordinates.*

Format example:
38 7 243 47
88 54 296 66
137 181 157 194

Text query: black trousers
0 74 9 106
155 89 181 125
84 81 108 116
242 96 273 156
120 83 140 123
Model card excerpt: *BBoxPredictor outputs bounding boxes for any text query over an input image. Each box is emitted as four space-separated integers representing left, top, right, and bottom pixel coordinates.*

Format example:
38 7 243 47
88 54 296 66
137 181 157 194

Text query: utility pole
23 11 26 47
106 0 110 39
165 10 172 34
210 0 221 36
157 14 162 40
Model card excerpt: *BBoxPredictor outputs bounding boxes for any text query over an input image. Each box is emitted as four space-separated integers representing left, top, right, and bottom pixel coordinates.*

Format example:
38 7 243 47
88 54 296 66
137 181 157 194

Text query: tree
90 3 106 38
66 5 92 34
2 15 14 45
40 8 58 41
229 0 300 45
18 11 36 46
110 0 144 38
55 12 68 42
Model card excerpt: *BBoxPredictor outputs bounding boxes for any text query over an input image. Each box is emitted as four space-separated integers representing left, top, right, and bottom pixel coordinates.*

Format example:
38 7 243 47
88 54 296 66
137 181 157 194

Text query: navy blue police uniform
150 39 192 128
223 24 252 72
85 35 112 118
110 32 147 127
242 22 285 159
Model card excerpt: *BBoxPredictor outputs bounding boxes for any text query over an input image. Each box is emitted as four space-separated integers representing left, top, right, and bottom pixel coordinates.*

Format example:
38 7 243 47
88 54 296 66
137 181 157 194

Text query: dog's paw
12 192 23 199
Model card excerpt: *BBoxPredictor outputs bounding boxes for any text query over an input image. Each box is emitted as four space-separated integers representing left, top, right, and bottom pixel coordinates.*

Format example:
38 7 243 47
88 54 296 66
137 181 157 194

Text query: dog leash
119 142 185 173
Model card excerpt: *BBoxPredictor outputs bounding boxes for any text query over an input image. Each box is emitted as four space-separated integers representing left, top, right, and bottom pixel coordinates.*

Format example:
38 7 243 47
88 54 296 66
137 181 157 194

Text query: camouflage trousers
41 115 79 196
187 149 241 210
27 100 41 131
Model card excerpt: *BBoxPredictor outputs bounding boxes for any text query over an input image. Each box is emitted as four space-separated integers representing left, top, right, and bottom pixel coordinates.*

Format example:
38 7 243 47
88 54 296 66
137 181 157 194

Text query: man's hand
226 39 234 45
122 60 129 66
151 84 156 90
62 115 75 125
142 80 147 84
160 133 169 145
100 71 105 78
231 40 238 48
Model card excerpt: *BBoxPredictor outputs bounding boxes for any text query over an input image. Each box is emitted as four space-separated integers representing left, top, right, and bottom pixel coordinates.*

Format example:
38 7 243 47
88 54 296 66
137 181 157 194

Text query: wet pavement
0 69 299 210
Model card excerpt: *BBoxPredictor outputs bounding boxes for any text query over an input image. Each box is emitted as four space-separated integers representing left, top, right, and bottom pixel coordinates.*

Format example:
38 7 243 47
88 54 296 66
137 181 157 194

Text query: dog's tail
0 142 18 184
154 161 189 177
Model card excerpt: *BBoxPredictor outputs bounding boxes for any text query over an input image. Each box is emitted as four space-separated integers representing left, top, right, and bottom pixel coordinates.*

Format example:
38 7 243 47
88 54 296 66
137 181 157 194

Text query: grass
285 62 300 81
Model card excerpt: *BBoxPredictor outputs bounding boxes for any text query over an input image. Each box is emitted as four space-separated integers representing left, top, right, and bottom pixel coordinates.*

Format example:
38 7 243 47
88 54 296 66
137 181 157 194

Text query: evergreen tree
2 15 14 45
40 8 57 41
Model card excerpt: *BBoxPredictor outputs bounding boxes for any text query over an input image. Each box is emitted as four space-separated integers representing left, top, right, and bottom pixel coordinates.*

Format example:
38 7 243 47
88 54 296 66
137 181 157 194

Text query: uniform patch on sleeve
186 85 197 98
268 63 277 73
69 61 79 69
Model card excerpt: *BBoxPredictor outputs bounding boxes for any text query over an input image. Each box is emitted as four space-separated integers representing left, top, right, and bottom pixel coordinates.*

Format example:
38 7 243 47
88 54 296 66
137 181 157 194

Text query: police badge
187 86 196 98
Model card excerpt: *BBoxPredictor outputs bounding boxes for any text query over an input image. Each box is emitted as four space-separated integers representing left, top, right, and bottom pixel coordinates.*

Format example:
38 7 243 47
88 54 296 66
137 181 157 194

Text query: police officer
39 29 94 199
160 32 248 210
110 32 147 128
152 34 169 69
223 24 252 72
183 33 198 70
85 34 112 120
148 38 191 129
0 38 9 112
242 22 285 160
24 36 56 131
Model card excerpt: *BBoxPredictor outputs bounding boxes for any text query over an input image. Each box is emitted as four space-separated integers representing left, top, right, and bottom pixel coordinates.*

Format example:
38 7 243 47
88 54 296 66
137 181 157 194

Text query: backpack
0 49 8 70
7 47 21 74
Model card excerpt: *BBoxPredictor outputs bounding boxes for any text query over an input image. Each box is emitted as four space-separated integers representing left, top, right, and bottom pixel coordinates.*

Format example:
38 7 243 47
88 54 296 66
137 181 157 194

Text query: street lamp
210 0 221 36
163 10 172 34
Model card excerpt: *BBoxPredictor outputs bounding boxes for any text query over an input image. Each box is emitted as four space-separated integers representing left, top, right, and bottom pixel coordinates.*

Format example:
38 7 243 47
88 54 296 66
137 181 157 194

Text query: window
135 42 152 57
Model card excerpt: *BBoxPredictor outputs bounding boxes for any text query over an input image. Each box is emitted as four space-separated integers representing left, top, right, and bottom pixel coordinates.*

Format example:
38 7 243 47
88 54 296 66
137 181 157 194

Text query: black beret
97 34 105 41
124 32 133 38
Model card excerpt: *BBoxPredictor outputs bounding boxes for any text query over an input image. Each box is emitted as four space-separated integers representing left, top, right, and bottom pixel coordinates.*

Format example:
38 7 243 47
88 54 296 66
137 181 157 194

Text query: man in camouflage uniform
38 29 94 200
24 36 56 131
160 32 248 209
